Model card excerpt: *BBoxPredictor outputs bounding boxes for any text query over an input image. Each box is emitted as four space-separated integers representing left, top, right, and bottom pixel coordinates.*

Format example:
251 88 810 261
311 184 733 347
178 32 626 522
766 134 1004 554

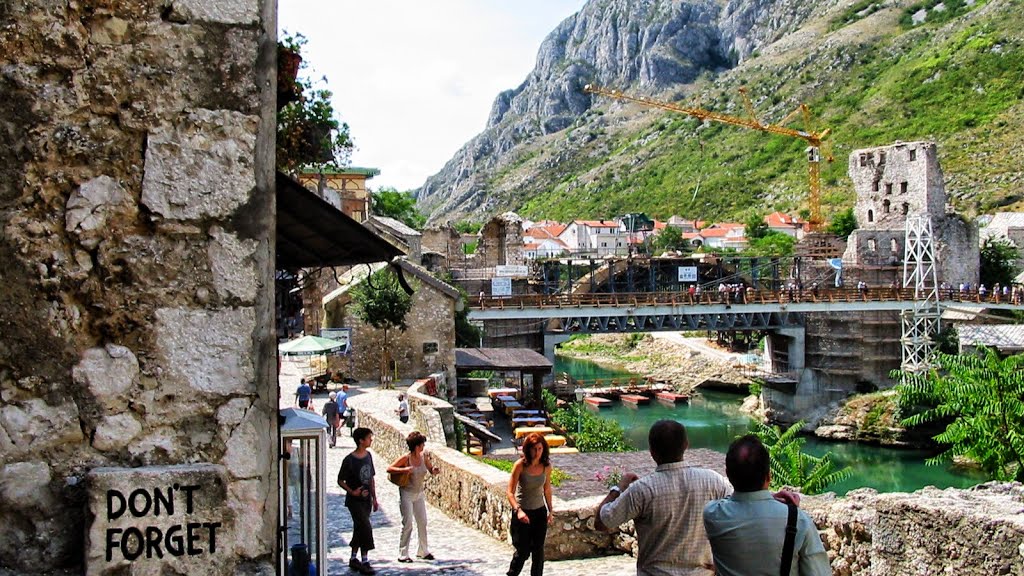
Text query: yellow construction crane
583 84 832 230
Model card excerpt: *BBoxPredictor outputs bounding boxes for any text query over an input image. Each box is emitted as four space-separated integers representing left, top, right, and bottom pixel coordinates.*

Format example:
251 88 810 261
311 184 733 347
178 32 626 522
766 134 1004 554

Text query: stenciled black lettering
105 528 122 562
165 524 185 556
127 488 152 518
120 527 144 561
203 522 221 553
153 486 173 517
186 522 202 555
179 484 200 514
144 526 164 559
106 490 126 521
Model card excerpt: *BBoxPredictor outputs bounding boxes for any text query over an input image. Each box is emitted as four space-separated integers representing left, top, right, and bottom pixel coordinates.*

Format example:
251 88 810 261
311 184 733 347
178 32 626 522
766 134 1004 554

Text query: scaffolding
901 216 940 371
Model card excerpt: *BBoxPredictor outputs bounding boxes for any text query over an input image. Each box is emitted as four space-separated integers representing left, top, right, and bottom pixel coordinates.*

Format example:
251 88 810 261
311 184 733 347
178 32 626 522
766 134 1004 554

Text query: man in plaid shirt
596 420 732 576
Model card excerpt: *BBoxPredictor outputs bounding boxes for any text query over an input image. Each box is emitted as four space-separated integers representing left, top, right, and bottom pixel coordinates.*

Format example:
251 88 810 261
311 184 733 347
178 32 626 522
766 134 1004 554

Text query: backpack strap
780 503 799 576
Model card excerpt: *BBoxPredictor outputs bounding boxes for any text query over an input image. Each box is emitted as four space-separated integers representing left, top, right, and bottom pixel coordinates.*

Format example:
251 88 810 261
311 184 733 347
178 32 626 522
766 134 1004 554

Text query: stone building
327 259 460 385
844 141 977 285
296 166 379 222
0 2 279 573
476 212 526 268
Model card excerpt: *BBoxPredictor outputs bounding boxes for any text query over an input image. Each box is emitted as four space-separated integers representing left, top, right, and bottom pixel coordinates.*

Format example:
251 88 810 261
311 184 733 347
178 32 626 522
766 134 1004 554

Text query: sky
278 0 588 192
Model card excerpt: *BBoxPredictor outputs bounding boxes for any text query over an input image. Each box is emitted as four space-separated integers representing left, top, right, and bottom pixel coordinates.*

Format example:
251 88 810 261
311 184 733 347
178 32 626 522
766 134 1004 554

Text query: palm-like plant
894 347 1024 481
752 420 852 495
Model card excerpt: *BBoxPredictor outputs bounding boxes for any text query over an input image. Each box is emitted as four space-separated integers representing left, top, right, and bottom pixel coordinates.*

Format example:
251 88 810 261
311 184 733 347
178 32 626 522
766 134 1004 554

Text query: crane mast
583 84 831 230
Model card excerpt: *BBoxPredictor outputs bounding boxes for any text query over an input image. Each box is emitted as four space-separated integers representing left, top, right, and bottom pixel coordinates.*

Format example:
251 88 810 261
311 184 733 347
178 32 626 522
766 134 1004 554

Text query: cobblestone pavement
281 362 638 576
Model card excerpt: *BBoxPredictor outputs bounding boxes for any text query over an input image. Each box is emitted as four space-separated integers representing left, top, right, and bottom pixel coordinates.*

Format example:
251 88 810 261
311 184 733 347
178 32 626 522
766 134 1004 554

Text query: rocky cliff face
416 0 825 221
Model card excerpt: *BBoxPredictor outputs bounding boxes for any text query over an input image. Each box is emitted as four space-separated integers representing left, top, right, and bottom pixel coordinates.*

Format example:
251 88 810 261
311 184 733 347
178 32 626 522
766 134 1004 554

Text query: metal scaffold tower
901 216 940 371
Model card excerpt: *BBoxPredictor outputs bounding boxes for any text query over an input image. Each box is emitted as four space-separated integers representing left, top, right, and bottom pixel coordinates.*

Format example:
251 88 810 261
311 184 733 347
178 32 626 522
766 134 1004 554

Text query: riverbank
556 333 752 393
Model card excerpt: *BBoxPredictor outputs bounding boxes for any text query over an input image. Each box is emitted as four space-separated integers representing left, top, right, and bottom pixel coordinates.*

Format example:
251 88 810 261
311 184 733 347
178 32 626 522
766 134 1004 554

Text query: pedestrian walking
295 378 312 409
396 393 410 424
321 392 340 448
506 433 553 576
338 427 379 574
337 384 351 433
387 431 440 563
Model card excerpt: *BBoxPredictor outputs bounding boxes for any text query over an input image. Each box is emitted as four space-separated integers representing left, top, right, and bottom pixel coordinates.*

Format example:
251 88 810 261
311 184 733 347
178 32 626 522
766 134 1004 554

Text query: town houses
516 211 810 259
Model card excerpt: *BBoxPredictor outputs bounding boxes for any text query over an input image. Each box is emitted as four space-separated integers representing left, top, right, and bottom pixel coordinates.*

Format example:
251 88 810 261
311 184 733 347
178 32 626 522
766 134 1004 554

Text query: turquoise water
555 355 986 495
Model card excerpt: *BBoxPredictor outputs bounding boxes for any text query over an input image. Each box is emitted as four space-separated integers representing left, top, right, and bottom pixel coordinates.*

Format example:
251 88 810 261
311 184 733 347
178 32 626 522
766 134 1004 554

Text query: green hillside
484 0 1024 224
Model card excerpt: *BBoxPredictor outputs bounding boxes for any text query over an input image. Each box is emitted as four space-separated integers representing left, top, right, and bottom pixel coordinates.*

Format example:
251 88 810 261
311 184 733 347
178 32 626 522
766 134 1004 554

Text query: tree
752 420 851 495
277 33 353 173
351 268 413 387
744 212 769 241
746 231 795 257
893 347 1024 481
371 187 426 230
827 207 858 239
650 225 689 254
979 236 1019 287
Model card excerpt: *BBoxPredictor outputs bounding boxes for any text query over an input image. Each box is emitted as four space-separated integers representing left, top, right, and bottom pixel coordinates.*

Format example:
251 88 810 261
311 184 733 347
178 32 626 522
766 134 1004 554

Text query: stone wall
0 2 276 573
477 212 525 268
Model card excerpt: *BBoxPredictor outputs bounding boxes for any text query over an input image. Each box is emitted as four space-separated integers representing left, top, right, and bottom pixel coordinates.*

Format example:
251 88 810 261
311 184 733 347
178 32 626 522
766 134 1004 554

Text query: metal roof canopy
276 171 403 269
455 348 553 373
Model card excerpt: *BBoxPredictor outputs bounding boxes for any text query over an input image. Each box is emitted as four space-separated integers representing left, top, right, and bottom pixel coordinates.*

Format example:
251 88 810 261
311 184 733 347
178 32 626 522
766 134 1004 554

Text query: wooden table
512 416 547 427
503 401 523 415
495 395 517 404
487 388 519 399
514 426 553 440
512 409 543 417
544 435 566 447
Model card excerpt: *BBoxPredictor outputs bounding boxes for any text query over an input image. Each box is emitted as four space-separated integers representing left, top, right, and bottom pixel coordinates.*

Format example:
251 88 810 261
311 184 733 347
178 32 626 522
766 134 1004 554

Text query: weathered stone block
0 461 55 511
93 413 143 451
73 344 139 413
86 464 234 575
165 0 260 25
65 175 132 250
208 226 259 303
0 398 83 457
154 307 256 396
141 109 257 221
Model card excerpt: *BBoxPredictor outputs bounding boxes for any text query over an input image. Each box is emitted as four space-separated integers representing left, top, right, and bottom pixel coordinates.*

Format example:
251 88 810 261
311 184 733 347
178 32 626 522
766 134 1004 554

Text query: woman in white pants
387 431 439 562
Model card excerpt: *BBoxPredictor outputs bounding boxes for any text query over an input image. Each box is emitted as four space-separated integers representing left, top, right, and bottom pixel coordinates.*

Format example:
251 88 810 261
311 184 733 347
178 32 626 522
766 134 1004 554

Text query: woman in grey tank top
505 432 553 576
386 431 440 563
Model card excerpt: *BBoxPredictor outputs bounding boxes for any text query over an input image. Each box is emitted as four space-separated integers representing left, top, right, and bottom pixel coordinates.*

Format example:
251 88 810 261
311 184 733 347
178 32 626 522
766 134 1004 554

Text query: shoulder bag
780 503 799 576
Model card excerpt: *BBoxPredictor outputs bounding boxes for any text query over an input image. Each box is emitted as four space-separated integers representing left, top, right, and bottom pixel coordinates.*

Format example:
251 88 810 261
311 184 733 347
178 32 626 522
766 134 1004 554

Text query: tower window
883 199 891 213
900 182 908 194
885 183 893 195
867 209 874 223
909 149 917 161
868 239 877 251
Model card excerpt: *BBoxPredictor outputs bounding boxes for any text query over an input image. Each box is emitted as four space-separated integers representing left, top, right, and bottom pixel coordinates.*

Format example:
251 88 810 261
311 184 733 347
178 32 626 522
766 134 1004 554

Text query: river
555 355 986 495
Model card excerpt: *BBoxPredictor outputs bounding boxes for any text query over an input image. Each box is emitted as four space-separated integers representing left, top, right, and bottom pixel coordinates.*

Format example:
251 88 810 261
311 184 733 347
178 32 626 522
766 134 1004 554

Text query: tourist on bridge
595 420 732 575
387 431 441 563
704 435 831 576
506 432 554 576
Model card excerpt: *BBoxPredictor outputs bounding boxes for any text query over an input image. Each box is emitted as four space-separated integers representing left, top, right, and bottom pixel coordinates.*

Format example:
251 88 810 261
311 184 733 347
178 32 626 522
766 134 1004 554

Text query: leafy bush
550 403 630 452
894 347 1024 481
477 457 572 487
752 421 852 495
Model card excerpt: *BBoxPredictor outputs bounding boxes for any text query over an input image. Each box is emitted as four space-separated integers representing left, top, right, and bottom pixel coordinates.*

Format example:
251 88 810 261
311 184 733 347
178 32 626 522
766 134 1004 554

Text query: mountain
415 0 1024 225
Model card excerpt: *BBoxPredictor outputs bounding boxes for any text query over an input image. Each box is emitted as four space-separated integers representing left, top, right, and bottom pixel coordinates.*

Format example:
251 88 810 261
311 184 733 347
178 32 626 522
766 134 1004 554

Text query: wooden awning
276 171 403 269
455 348 552 373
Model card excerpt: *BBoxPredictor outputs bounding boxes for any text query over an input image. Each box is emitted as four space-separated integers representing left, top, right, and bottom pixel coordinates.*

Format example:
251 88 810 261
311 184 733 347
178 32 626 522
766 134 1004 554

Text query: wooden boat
620 394 650 406
584 396 612 408
656 391 690 404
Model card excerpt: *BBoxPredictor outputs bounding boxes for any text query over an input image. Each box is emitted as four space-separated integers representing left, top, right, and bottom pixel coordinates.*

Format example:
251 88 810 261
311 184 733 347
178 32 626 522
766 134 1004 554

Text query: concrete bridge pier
543 333 573 363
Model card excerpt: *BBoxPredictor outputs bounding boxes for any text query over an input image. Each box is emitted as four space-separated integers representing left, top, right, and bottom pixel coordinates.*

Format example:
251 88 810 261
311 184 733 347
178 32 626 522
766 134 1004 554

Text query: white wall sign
495 265 529 277
491 277 512 297
678 266 698 282
320 328 351 353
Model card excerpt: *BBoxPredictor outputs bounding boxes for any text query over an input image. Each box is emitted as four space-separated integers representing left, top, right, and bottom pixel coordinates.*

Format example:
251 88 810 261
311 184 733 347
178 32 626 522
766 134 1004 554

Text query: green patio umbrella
278 335 347 357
